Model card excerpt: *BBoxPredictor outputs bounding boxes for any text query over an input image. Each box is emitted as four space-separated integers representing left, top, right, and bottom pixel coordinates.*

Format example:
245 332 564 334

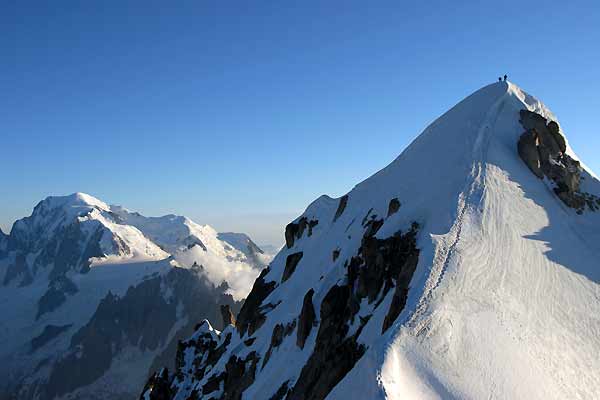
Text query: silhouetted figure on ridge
503 74 508 82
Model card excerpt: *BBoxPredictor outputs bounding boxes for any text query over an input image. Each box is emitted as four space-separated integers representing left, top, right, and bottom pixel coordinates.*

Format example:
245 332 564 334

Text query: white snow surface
168 82 600 400
111 207 267 300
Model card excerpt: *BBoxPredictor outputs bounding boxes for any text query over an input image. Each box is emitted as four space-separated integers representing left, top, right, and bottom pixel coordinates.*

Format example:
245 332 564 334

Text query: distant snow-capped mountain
141 82 600 400
0 193 270 400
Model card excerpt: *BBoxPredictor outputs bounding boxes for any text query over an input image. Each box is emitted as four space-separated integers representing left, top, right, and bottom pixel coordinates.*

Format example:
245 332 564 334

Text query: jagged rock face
296 289 316 349
30 324 72 353
36 276 78 319
288 284 366 400
284 217 319 249
0 228 7 258
281 252 303 282
4 220 105 288
41 267 240 399
235 267 277 337
288 224 419 399
140 219 420 400
262 320 296 368
517 110 599 212
140 368 172 400
387 198 401 217
221 304 236 327
333 195 348 222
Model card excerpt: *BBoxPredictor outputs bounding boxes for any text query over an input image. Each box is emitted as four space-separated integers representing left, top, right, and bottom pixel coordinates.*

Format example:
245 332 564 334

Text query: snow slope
0 193 268 399
142 81 600 400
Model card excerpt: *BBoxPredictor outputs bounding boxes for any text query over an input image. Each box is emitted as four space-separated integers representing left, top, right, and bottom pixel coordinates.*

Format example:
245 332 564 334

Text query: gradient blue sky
2 1 599 245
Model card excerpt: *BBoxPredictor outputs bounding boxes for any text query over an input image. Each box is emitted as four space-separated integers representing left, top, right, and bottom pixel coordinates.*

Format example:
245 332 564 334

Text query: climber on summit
498 77 502 82
503 74 508 81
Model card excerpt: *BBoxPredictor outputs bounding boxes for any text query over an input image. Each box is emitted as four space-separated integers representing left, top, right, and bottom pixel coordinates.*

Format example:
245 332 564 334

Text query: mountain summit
0 194 269 399
142 82 600 400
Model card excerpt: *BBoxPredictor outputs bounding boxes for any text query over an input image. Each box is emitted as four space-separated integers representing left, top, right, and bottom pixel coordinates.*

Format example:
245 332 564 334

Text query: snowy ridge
142 82 600 400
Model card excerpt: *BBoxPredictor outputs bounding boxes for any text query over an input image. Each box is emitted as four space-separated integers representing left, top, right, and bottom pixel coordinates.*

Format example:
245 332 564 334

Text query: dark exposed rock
203 373 224 395
36 276 78 319
308 219 319 237
297 289 316 349
332 248 340 262
282 252 303 283
387 198 401 217
381 249 419 333
361 208 374 227
137 220 420 400
139 368 172 400
206 332 232 369
236 267 277 337
50 222 104 279
285 217 318 248
333 195 349 222
221 351 260 400
173 326 232 386
220 304 236 327
45 267 239 400
30 324 72 352
186 237 207 251
269 380 290 400
288 285 366 400
364 218 384 238
0 228 7 258
262 320 296 368
517 109 597 212
356 222 419 304
285 218 306 248
148 281 240 384
518 129 543 178
289 223 420 400
45 277 175 398
3 252 31 286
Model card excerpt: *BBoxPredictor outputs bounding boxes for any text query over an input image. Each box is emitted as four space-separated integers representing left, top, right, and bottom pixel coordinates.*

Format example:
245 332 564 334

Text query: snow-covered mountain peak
142 81 600 400
0 194 268 399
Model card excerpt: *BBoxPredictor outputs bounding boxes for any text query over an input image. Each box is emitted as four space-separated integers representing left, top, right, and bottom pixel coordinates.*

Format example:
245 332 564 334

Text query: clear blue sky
2 1 599 245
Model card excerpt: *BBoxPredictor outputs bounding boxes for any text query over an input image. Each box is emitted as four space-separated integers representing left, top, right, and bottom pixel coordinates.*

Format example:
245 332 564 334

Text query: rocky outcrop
235 267 277 337
269 381 291 400
296 289 316 349
221 304 236 327
285 217 319 248
387 198 401 217
517 110 598 212
36 276 78 319
263 320 296 367
30 324 72 352
282 252 303 282
289 223 420 400
0 228 7 258
332 248 340 262
333 195 349 222
43 267 239 400
140 368 172 400
288 284 367 400
3 252 31 286
202 351 260 400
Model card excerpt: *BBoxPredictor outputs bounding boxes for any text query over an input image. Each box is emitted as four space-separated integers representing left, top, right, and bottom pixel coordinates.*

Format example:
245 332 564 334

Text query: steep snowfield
144 82 600 400
0 193 268 399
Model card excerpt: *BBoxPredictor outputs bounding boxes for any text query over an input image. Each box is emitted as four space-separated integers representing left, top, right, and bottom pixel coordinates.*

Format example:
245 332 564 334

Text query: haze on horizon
2 1 600 246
